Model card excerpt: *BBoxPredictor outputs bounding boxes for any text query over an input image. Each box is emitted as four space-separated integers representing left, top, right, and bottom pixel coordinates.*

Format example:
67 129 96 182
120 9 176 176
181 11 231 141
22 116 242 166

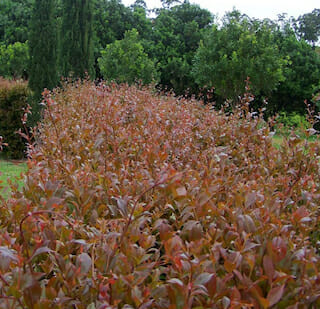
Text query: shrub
0 42 29 80
0 81 320 307
0 78 29 159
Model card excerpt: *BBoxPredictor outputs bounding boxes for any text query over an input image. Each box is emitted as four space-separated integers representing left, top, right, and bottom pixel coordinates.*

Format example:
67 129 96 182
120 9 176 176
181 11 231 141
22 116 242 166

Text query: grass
272 130 320 148
0 160 27 198
272 135 284 148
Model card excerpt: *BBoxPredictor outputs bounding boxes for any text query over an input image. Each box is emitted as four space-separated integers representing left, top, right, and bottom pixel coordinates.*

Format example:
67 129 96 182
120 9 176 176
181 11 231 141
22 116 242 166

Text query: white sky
122 0 319 20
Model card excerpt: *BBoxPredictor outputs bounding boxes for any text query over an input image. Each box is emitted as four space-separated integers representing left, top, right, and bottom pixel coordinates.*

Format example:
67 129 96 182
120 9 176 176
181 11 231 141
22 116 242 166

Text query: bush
275 111 310 136
0 81 320 307
0 42 29 79
0 78 29 159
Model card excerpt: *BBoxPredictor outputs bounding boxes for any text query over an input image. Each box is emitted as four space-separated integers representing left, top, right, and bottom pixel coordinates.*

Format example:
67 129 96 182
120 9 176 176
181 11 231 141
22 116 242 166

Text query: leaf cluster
0 81 320 308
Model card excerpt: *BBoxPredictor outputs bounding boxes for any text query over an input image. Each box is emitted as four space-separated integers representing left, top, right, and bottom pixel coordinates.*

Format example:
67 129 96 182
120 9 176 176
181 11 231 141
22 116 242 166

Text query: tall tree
28 0 58 100
295 9 320 48
152 2 213 94
192 10 285 102
0 0 34 45
269 18 320 113
60 0 95 79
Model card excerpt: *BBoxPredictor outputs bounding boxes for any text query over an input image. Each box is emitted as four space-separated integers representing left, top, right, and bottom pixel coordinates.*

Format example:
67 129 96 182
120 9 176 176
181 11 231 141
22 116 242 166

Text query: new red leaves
0 81 319 308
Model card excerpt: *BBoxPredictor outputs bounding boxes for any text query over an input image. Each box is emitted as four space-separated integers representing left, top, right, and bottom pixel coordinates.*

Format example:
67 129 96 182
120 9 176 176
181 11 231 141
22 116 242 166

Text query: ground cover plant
0 80 320 308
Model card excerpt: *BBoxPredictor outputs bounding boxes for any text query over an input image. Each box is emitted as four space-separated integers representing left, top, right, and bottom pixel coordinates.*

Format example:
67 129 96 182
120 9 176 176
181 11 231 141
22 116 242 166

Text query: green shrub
0 81 320 307
275 111 310 135
0 42 29 79
0 78 29 159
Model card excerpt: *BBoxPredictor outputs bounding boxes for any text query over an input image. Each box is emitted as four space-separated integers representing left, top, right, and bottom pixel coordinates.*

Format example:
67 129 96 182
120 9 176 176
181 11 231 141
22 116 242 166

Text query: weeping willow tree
60 0 95 79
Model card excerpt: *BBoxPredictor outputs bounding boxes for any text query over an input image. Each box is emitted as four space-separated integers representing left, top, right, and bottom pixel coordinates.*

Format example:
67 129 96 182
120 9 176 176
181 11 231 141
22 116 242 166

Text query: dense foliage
0 78 29 159
192 11 286 102
0 0 34 45
28 0 58 101
0 81 319 307
0 0 319 114
98 29 158 85
269 20 320 114
60 0 95 79
151 2 213 94
294 9 320 47
0 42 29 79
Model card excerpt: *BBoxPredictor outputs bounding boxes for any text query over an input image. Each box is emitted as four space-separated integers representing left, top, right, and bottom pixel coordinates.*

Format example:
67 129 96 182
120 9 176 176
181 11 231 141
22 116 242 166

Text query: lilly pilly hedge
0 81 320 308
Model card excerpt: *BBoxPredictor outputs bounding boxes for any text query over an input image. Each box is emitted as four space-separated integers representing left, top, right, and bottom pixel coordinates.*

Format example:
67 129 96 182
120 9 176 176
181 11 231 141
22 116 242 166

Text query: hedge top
0 80 319 308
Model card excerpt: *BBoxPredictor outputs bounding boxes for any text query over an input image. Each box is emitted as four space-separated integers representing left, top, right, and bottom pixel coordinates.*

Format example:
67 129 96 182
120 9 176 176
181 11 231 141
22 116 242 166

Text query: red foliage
0 80 320 308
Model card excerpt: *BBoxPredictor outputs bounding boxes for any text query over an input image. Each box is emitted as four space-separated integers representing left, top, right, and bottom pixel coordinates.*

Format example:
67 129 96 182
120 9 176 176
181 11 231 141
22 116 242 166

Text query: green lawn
0 160 27 198
272 133 320 149
272 135 284 148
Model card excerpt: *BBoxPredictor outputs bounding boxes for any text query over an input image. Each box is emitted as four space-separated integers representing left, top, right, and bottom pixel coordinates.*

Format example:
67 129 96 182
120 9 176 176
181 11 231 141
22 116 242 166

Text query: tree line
0 0 319 116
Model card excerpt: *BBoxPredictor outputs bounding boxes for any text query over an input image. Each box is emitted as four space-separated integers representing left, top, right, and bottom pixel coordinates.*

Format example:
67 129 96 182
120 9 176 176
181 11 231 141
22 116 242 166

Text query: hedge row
0 78 29 159
0 81 320 308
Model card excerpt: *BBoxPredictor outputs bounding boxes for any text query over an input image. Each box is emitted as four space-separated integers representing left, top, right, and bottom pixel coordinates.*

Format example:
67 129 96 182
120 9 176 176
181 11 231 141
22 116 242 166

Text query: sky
122 0 319 20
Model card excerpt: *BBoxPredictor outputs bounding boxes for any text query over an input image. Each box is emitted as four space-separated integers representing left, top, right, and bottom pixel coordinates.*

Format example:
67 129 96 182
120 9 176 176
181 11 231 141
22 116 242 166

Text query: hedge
0 80 319 308
0 78 29 159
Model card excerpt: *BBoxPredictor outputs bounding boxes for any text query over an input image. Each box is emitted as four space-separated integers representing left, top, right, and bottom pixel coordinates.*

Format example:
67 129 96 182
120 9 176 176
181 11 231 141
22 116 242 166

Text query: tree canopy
98 28 158 85
0 0 319 115
192 11 286 102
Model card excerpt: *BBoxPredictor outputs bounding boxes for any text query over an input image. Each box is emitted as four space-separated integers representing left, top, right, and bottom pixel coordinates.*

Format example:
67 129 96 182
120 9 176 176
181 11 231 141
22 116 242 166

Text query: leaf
222 296 230 309
117 197 128 217
70 239 87 246
173 186 187 198
292 207 310 222
23 280 42 308
271 237 287 261
194 273 214 286
224 259 236 273
76 253 92 275
267 285 285 307
45 196 64 208
167 278 184 287
203 273 216 298
263 255 275 283
181 220 203 241
0 246 18 271
245 192 256 208
0 246 18 261
30 246 53 261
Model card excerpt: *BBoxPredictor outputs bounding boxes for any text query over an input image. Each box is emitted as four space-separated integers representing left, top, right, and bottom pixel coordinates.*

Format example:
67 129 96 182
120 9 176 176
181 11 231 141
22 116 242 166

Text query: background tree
0 0 34 45
28 0 58 99
294 9 320 48
94 0 134 48
98 28 158 85
269 17 320 113
93 0 153 78
192 10 285 103
60 0 95 79
0 42 29 79
152 2 212 94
